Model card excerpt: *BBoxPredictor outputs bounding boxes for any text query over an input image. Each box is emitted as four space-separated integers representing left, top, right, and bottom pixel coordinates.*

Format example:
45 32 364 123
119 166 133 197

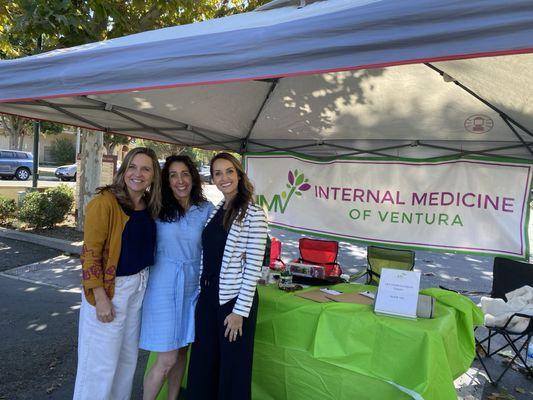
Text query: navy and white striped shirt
200 200 268 318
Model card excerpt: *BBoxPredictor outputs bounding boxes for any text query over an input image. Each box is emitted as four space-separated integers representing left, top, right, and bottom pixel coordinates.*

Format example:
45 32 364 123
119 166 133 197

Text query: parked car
0 149 33 181
55 164 77 181
199 165 212 183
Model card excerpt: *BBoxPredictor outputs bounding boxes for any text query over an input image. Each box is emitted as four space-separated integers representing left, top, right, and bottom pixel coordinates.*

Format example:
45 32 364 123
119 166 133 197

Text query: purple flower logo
256 169 311 214
282 169 310 201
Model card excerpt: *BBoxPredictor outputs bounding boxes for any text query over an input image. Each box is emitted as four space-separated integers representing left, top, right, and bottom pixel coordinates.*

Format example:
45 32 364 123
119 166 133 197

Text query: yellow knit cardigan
80 190 129 306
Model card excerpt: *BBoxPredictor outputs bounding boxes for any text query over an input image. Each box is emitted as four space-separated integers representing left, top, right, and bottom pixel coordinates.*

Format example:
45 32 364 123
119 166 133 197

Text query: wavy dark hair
159 155 207 222
97 147 161 218
210 152 254 230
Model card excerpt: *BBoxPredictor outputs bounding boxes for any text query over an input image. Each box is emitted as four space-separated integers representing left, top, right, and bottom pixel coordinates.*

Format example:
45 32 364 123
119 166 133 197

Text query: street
0 238 147 400
0 179 75 187
0 275 80 399
0 167 75 188
0 237 61 272
2 164 75 185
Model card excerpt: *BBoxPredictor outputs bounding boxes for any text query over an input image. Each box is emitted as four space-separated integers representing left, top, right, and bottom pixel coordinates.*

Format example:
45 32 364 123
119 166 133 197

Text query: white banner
245 154 533 258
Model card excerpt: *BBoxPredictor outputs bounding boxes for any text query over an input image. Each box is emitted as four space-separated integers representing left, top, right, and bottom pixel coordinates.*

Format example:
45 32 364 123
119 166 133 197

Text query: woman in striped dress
187 152 268 400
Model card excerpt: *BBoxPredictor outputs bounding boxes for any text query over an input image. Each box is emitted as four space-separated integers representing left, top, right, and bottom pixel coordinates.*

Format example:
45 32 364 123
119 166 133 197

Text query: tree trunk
18 133 24 150
1 115 27 150
104 142 116 155
77 129 104 231
9 130 15 149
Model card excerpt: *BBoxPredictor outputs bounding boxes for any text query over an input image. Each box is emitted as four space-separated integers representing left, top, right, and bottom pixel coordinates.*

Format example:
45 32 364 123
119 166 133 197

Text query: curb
0 227 82 255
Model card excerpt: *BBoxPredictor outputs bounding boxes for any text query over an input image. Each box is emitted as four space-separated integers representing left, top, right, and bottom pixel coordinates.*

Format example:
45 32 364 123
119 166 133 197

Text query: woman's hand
224 312 243 342
93 287 115 323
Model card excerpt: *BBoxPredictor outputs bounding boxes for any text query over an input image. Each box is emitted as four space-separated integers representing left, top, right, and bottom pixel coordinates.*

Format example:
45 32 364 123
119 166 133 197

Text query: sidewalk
0 227 82 255
1 228 532 399
0 254 81 292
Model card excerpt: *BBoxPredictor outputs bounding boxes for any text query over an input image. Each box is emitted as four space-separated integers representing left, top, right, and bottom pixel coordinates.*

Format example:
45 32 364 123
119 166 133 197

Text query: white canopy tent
0 0 532 159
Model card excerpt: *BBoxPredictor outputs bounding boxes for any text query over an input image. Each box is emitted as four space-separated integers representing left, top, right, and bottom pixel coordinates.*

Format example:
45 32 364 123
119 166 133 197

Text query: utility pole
31 34 42 189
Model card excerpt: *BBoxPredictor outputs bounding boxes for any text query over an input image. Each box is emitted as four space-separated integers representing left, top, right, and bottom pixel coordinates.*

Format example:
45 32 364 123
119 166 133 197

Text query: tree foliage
1 1 270 57
50 136 76 164
103 133 131 155
41 121 64 136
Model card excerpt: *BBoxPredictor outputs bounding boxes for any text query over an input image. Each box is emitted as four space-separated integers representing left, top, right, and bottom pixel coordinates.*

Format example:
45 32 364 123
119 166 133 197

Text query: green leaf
295 174 304 186
281 191 286 199
296 191 302 196
286 184 291 189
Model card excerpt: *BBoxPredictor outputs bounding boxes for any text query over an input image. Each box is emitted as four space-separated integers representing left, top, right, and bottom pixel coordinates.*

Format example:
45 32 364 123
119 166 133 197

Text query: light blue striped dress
140 201 214 351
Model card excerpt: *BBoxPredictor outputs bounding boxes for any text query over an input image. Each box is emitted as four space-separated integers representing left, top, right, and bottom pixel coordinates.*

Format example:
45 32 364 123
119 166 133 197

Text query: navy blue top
201 207 228 282
116 208 156 276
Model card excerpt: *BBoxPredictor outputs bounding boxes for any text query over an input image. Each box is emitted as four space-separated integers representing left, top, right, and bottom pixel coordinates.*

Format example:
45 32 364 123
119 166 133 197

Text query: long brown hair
98 147 162 218
210 152 254 230
159 155 207 222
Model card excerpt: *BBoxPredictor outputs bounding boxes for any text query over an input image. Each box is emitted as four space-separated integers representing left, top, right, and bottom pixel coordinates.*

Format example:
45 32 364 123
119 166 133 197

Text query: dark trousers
187 278 259 400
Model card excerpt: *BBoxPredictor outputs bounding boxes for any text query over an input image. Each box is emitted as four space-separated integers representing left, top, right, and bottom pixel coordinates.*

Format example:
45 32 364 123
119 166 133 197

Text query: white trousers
73 269 148 400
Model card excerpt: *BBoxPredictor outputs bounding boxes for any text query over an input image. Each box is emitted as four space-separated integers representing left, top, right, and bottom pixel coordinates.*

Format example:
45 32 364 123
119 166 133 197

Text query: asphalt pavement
0 273 81 399
0 237 61 272
0 238 147 400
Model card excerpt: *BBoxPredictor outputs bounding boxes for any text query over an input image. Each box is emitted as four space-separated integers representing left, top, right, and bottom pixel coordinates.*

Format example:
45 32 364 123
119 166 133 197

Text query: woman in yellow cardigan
74 147 161 400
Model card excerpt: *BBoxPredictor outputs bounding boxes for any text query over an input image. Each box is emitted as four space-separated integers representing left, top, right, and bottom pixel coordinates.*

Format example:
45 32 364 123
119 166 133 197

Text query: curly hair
210 152 254 230
97 147 161 218
159 155 207 222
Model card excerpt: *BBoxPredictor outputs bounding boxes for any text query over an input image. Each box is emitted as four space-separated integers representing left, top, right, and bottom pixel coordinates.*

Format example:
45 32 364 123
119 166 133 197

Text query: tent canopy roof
1 0 532 158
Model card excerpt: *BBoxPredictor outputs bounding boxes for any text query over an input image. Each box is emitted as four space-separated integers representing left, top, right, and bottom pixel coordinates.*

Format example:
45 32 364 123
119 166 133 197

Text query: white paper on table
320 288 342 296
374 268 421 319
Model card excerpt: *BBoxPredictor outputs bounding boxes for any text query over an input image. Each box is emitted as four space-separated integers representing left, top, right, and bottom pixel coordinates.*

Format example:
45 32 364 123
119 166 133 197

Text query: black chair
477 257 533 384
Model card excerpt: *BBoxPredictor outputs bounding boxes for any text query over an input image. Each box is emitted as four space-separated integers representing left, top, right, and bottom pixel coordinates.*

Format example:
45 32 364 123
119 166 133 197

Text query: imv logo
256 169 310 213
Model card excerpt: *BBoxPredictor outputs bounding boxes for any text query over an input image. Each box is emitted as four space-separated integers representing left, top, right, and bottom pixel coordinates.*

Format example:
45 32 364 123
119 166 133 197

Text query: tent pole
108 108 187 146
31 120 40 188
77 96 236 144
31 34 42 189
500 117 533 157
337 143 413 158
245 139 411 159
241 79 279 153
36 100 105 130
425 63 533 138
418 142 533 160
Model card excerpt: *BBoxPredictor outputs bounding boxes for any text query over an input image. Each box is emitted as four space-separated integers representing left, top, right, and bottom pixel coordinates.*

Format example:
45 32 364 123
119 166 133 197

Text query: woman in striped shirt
187 152 268 400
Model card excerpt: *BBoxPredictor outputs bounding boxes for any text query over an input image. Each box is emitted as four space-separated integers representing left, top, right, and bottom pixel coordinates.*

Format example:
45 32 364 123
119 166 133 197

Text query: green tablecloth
253 284 483 400
147 284 483 400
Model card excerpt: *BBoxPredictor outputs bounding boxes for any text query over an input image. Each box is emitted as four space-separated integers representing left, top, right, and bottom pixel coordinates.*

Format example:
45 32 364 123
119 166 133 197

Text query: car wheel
60 177 67 181
15 167 30 181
